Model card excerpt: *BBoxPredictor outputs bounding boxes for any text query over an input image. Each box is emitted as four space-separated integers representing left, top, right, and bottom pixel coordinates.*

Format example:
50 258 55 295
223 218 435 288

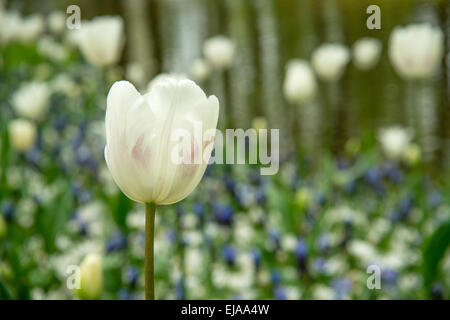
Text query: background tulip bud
8 119 37 152
12 82 50 120
76 16 125 67
389 24 444 79
190 59 211 82
78 253 103 300
283 59 317 104
378 127 412 161
203 36 235 70
311 43 350 82
352 38 382 70
105 78 219 205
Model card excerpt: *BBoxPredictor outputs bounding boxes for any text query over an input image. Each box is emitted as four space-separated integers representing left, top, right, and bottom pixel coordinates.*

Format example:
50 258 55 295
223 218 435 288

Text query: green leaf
0 278 12 300
422 219 450 288
37 184 73 252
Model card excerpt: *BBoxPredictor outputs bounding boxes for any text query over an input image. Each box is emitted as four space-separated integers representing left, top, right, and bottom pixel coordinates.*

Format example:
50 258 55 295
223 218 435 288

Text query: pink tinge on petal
131 133 151 168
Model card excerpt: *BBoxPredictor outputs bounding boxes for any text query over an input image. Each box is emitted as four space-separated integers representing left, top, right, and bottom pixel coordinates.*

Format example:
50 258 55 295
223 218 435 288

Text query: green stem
145 202 156 300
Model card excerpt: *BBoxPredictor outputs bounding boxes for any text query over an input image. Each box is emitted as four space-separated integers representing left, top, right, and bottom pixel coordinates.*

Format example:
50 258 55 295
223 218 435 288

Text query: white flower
8 119 37 151
283 59 317 103
126 62 147 88
78 253 103 300
146 73 186 93
18 14 45 43
389 24 444 79
190 58 211 82
347 240 378 265
105 78 219 204
378 126 412 160
12 82 51 120
311 43 350 82
76 16 124 67
203 36 235 70
37 36 68 62
47 11 66 35
0 11 23 45
352 37 382 70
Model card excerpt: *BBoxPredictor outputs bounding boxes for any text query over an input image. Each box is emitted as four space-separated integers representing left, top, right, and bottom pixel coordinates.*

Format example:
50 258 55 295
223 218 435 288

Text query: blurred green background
0 0 449 300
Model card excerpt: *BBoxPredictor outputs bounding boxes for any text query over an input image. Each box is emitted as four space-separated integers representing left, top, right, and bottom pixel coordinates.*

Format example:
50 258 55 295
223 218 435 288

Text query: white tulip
389 24 444 79
18 14 45 43
203 36 235 70
0 11 23 45
352 37 382 70
105 78 219 204
78 253 103 300
190 58 211 82
76 16 124 67
378 126 412 160
311 43 350 82
8 119 37 152
47 11 66 35
37 36 68 62
283 59 317 103
12 82 51 120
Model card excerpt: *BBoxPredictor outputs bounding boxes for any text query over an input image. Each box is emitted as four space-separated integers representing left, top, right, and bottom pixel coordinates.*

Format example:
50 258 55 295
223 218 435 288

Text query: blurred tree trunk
225 0 254 128
254 0 292 160
121 0 156 84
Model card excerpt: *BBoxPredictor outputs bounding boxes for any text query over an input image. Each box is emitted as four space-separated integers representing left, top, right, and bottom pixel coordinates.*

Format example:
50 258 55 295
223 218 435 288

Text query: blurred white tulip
389 24 444 79
37 36 68 62
12 82 51 120
76 16 125 67
126 62 147 88
283 59 317 103
0 11 23 45
352 37 382 70
105 78 219 204
19 14 45 43
311 43 350 82
190 58 211 82
47 11 66 35
378 126 412 160
8 119 37 152
203 36 235 70
78 253 103 300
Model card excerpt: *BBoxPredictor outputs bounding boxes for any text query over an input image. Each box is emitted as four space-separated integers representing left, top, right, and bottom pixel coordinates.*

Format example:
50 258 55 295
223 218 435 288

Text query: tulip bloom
75 16 124 67
389 24 444 79
105 78 219 299
8 119 37 152
283 59 317 104
352 37 382 71
203 36 235 70
311 43 350 82
78 253 103 300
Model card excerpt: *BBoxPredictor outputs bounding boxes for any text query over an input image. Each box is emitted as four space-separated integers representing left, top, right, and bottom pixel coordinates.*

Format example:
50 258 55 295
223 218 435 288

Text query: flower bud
76 16 125 67
12 82 50 121
203 36 235 70
105 78 219 204
389 24 444 79
352 37 382 70
283 59 317 103
78 253 103 300
311 43 350 82
8 119 37 152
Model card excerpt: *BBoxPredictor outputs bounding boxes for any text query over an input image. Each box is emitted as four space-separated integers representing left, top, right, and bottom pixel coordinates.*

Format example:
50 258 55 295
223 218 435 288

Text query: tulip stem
145 202 156 300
